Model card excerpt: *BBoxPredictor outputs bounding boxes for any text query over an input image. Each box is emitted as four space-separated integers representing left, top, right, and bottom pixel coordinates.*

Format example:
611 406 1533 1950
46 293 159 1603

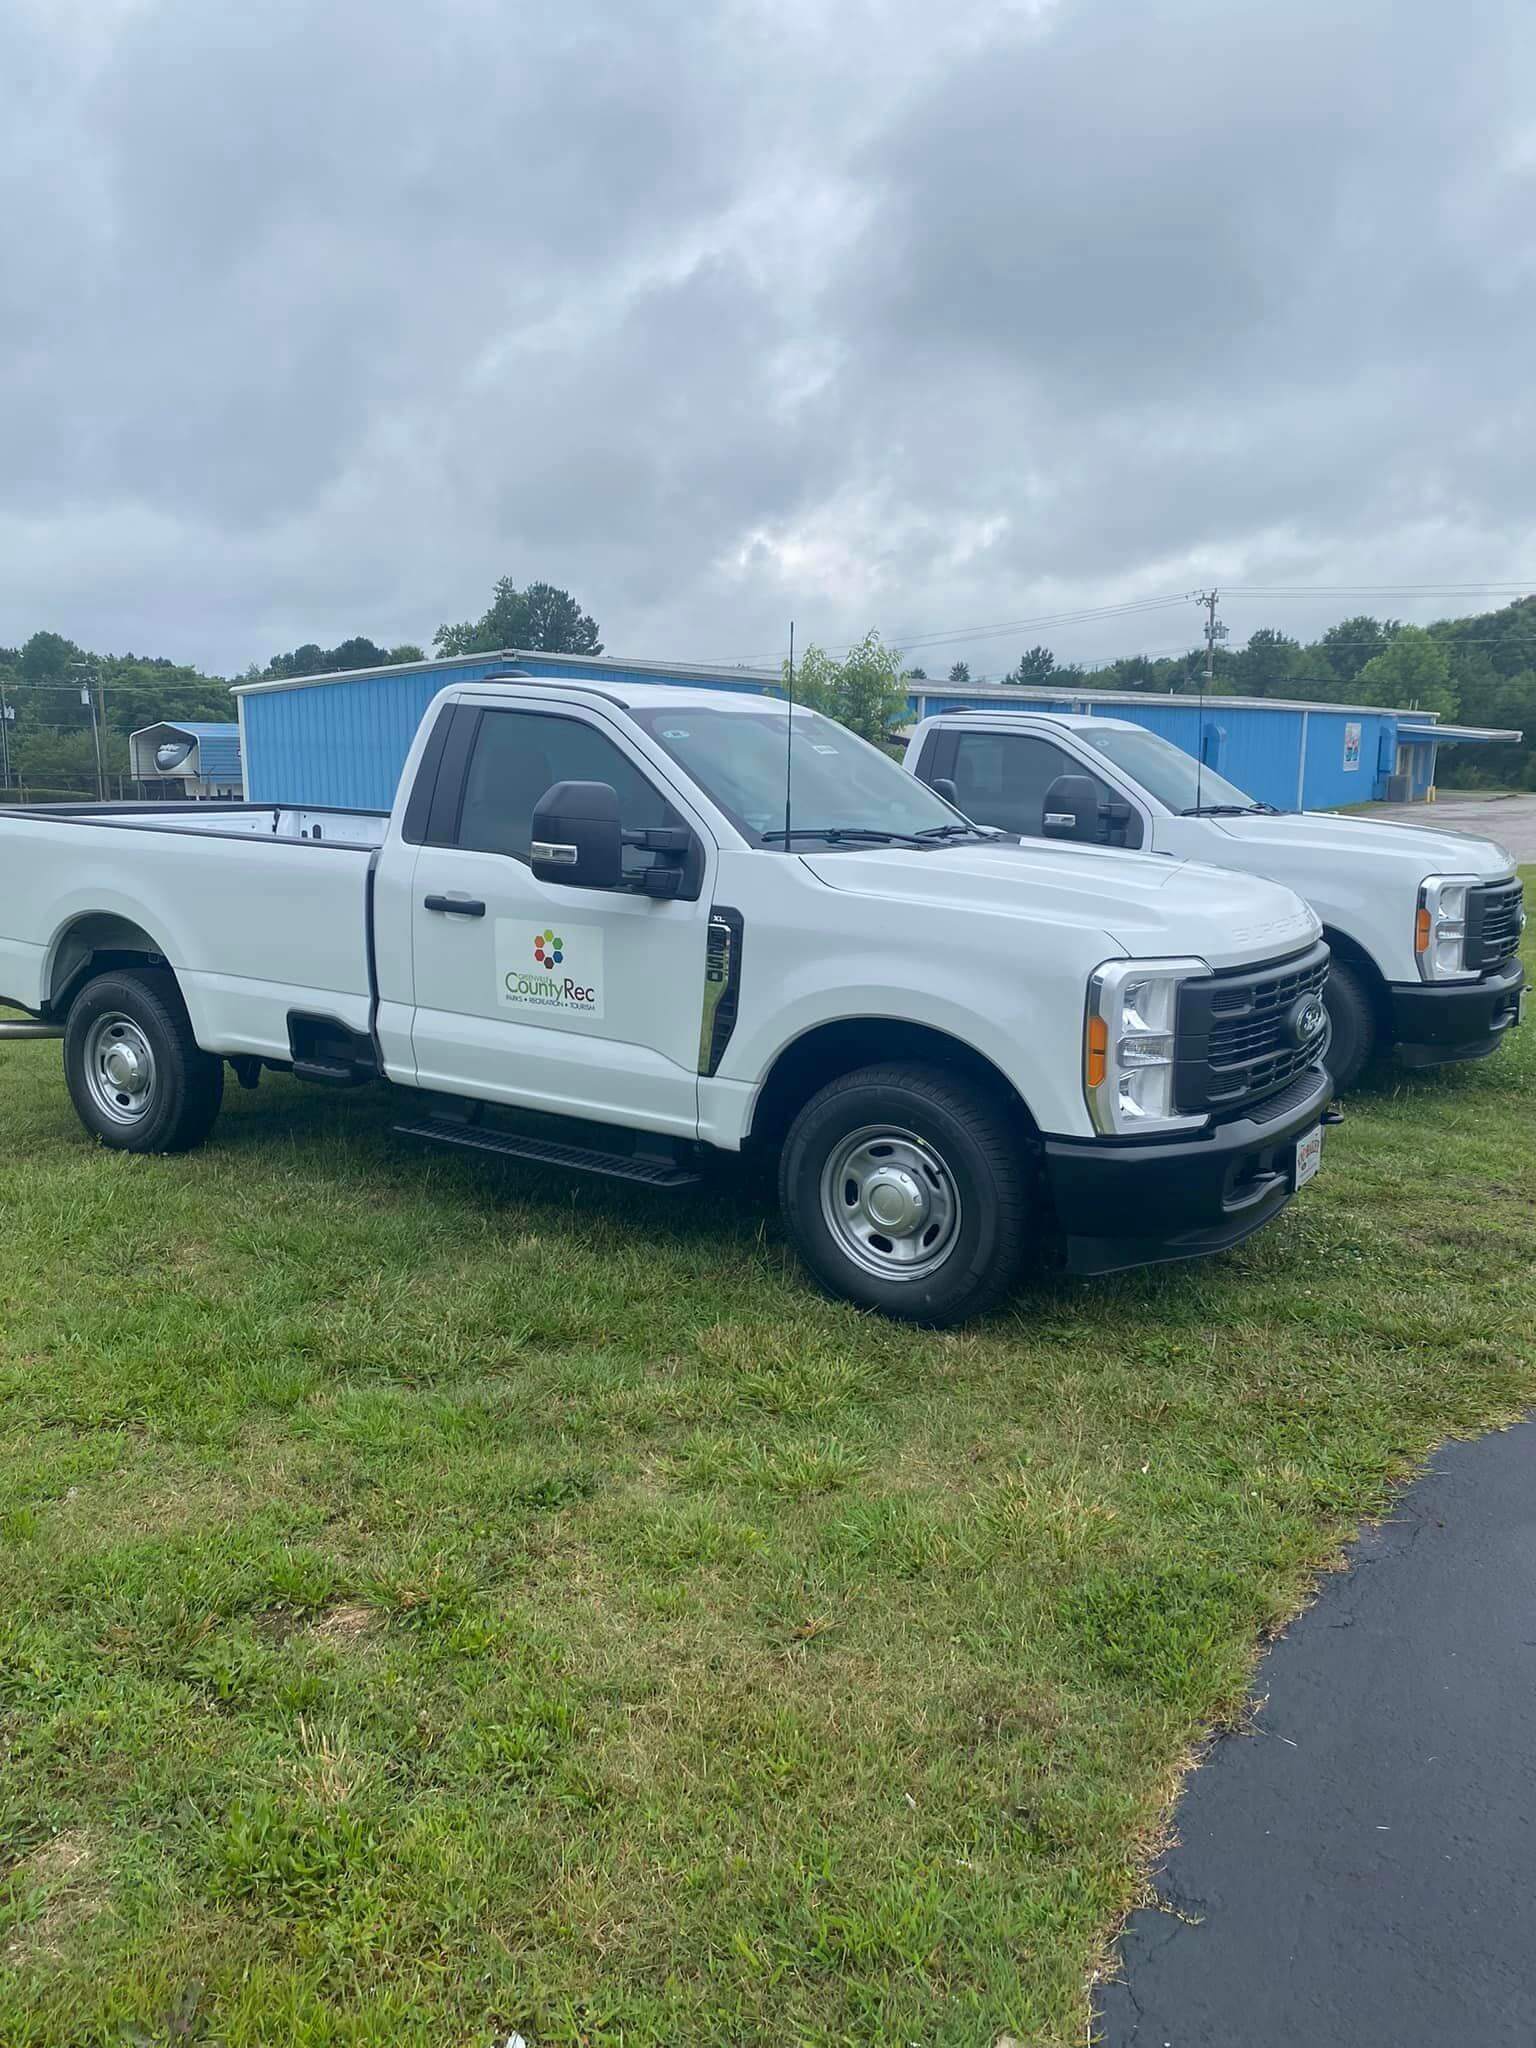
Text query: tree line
955 600 1536 790
0 578 601 800
4 584 1533 800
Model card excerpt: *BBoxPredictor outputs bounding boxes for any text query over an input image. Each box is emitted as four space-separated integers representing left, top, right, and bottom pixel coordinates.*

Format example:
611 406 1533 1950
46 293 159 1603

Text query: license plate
1293 1124 1323 1190
1518 986 1528 1027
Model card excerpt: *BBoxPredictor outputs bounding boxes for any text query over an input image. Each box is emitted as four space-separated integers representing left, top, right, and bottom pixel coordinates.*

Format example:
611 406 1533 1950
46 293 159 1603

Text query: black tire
778 1062 1033 1326
1322 957 1377 1092
63 969 224 1154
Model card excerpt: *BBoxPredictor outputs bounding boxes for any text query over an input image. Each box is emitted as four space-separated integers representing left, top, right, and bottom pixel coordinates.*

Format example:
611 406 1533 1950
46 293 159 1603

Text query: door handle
423 894 486 918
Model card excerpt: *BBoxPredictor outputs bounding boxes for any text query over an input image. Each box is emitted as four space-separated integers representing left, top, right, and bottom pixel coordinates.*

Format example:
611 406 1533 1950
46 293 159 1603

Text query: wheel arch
1319 924 1391 1025
747 1016 1041 1152
44 912 178 1019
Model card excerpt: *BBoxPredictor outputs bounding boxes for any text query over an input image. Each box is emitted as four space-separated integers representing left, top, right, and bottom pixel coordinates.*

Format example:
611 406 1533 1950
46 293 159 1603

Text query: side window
455 711 681 876
949 732 1144 847
951 733 1084 836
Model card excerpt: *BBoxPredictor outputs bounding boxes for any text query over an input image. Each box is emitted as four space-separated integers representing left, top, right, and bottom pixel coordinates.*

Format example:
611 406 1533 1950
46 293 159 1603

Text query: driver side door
407 702 716 1137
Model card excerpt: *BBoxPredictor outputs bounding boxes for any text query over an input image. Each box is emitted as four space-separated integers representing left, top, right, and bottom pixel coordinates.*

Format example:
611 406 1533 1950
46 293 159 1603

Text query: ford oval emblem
1289 995 1327 1047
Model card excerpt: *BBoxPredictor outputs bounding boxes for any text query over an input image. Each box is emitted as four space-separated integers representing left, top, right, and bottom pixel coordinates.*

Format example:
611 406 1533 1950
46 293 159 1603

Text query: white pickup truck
0 678 1335 1324
907 710 1526 1087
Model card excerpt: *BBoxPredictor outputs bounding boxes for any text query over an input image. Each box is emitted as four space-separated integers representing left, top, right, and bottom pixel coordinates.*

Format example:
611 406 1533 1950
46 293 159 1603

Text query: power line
1223 582 1536 596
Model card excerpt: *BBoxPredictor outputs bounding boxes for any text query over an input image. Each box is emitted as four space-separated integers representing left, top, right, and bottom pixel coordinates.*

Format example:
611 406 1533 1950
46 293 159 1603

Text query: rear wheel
64 969 224 1154
778 1062 1033 1326
1322 958 1377 1091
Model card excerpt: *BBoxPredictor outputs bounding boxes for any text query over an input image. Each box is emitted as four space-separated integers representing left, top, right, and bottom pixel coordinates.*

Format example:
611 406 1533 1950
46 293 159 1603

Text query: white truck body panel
0 811 377 1058
904 712 1520 986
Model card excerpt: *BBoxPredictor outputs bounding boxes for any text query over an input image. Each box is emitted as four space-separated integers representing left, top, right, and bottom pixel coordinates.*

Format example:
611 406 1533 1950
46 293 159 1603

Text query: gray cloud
3 0 1535 676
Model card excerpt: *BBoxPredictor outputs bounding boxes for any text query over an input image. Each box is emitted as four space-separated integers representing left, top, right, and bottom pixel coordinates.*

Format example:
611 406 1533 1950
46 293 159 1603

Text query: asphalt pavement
1096 1419 1536 2048
1367 791 1536 862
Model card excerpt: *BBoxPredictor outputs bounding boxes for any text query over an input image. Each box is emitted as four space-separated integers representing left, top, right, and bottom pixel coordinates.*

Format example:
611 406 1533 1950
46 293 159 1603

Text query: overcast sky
3 0 1534 680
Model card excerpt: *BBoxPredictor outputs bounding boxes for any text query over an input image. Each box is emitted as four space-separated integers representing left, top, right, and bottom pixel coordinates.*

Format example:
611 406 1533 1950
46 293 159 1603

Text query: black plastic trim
1176 940 1331 1113
394 1115 701 1188
401 705 457 845
425 704 483 846
699 906 744 1075
1043 1062 1332 1275
1387 956 1525 1065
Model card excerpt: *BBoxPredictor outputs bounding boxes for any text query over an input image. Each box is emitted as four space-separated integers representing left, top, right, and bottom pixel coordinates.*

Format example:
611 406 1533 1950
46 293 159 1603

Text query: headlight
1416 874 1479 983
1084 957 1211 1135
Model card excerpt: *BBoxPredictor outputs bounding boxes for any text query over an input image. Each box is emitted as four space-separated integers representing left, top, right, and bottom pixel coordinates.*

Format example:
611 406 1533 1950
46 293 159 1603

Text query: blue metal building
232 650 1518 813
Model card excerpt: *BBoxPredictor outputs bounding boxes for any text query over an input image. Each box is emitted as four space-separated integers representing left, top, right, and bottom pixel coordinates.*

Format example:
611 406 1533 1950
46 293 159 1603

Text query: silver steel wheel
818 1124 962 1281
82 1012 158 1126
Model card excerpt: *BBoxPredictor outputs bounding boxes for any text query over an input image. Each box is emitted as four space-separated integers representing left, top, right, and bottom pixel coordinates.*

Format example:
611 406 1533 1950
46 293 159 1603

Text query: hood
799 840 1320 970
1208 809 1517 880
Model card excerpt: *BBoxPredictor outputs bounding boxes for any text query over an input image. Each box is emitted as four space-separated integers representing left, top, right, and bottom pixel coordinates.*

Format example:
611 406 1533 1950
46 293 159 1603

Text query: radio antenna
783 619 796 843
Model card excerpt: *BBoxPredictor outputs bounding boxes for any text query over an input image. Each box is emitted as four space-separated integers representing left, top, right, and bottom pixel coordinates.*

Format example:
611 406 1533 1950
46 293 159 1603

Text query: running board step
292 1056 371 1087
393 1117 702 1189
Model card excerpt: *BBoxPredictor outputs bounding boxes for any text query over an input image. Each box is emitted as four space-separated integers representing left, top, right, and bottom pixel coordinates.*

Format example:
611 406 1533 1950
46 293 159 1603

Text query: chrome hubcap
83 1014 157 1124
819 1125 961 1281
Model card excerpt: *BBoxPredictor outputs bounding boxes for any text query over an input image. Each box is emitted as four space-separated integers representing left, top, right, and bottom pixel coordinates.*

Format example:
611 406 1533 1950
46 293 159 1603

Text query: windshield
1086 725 1266 813
631 706 969 847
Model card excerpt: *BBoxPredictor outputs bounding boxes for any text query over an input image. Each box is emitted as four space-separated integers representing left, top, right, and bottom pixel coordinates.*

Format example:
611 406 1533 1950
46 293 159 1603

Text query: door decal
495 920 605 1020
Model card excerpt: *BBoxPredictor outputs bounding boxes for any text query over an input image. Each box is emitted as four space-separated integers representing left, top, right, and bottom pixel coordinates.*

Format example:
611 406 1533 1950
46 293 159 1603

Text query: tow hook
1322 1104 1346 1125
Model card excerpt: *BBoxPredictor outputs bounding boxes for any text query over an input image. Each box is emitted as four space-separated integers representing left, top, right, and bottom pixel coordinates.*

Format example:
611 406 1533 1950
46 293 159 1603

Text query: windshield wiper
759 825 930 847
1179 802 1268 817
911 821 1001 842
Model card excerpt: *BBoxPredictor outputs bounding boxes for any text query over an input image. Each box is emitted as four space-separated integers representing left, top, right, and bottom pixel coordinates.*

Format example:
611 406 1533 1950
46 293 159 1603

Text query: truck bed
0 799 389 846
0 801 386 1058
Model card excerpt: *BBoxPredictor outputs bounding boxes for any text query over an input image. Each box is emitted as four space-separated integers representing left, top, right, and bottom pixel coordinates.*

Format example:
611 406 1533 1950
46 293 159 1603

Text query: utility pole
1195 588 1220 686
0 677 13 796
73 660 106 800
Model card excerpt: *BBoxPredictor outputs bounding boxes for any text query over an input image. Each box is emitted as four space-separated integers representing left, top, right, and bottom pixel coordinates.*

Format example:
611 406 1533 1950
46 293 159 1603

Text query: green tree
1319 615 1397 684
20 631 79 684
1234 628 1302 697
1011 645 1056 684
13 726 119 801
1101 654 1159 690
264 638 422 680
787 631 910 744
434 577 602 657
947 661 971 683
1352 626 1458 719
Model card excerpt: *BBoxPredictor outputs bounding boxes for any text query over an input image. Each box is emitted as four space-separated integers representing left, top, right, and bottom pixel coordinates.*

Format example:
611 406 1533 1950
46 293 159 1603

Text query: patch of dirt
309 1601 378 1642
3 1829 108 1964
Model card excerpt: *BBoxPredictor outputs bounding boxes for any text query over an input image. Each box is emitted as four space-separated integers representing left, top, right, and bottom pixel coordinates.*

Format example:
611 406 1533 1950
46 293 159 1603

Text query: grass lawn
2 893 1533 2048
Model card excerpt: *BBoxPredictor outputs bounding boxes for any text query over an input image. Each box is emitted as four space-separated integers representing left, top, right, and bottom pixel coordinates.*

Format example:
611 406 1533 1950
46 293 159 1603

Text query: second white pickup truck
1 678 1335 1324
907 709 1526 1087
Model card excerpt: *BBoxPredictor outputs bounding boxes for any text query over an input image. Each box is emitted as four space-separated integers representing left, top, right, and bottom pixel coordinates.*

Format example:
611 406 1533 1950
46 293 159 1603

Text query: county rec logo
495 921 604 1019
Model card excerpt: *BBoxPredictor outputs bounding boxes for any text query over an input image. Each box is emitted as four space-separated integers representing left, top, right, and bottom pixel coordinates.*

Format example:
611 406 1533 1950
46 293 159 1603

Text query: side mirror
1042 772 1117 845
930 776 960 806
530 780 623 888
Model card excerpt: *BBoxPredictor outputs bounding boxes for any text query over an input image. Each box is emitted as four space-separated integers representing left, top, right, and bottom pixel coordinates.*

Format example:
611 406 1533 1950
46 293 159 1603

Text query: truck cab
907 709 1525 1087
2 680 1336 1325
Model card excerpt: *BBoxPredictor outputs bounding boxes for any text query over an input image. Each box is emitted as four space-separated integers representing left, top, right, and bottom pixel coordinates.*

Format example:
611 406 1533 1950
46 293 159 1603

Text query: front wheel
778 1063 1034 1326
64 969 224 1154
1322 958 1377 1092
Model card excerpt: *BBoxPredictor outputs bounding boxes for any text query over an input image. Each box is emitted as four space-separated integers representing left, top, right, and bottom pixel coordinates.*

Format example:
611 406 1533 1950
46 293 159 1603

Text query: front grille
1465 878 1524 973
1176 941 1331 1114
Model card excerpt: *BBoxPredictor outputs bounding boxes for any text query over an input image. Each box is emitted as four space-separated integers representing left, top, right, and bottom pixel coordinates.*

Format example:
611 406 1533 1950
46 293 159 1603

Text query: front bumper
1387 956 1525 1068
1041 1063 1333 1277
